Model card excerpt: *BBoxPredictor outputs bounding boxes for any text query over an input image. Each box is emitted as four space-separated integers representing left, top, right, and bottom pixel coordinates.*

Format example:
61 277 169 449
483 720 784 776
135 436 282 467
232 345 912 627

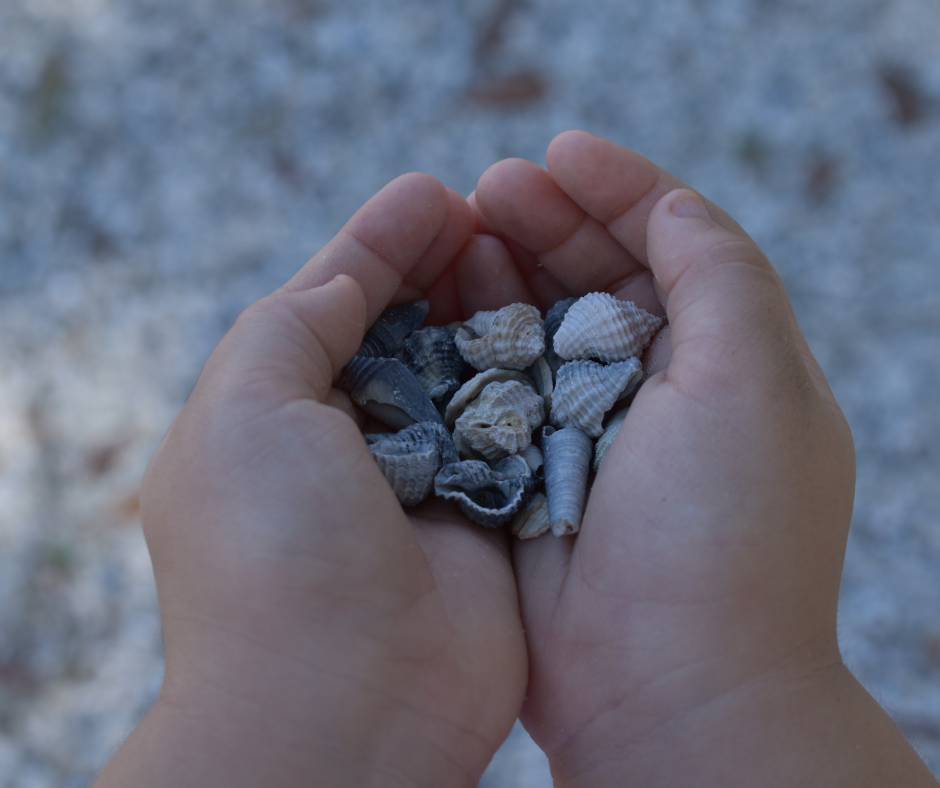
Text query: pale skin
94 131 939 787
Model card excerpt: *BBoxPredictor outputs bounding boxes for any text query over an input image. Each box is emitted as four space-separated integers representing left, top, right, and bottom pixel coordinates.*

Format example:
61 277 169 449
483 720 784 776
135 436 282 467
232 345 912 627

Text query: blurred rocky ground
1 0 939 784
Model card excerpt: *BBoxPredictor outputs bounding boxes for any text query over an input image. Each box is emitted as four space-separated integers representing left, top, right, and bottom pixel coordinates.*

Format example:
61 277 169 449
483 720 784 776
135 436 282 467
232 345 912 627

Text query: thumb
646 189 806 392
198 274 368 409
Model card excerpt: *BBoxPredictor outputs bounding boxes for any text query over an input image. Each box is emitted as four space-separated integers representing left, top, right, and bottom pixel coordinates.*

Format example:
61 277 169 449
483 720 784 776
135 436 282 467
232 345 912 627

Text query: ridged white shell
366 423 460 507
454 381 545 460
511 492 550 539
455 303 545 371
542 426 592 536
550 359 642 438
553 292 664 362
444 368 535 427
593 407 628 473
434 455 534 527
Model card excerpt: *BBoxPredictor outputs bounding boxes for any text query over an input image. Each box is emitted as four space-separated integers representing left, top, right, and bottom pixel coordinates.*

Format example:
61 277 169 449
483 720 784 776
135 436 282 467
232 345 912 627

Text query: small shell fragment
357 299 429 358
543 296 577 376
365 423 459 507
553 292 663 363
339 356 445 430
550 358 642 438
511 492 550 539
542 426 592 536
434 455 535 527
454 380 545 460
455 303 545 371
593 407 629 473
525 356 554 412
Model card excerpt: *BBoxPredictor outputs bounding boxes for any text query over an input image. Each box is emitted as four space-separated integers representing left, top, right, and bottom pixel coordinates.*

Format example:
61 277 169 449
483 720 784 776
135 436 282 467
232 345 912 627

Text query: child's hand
473 131 935 787
96 174 526 787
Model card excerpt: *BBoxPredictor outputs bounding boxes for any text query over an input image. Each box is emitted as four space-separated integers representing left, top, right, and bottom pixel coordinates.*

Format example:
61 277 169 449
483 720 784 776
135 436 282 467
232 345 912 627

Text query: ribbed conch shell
542 426 592 536
397 326 467 405
593 407 629 473
444 368 535 427
543 296 576 376
365 423 461 507
550 358 642 438
553 292 664 363
434 455 535 527
511 492 550 539
455 303 545 371
339 356 444 430
525 356 554 412
357 299 429 358
454 380 544 460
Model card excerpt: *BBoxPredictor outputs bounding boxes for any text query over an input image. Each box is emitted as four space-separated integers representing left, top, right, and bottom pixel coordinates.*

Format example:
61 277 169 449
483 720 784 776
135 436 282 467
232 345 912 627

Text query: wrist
547 659 935 788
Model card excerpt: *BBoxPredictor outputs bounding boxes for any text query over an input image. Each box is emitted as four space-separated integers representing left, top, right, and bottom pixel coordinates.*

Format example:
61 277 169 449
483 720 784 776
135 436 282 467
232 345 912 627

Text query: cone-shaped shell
357 299 429 358
339 356 444 430
544 297 577 375
445 368 535 427
553 292 663 363
366 423 459 507
434 455 534 527
455 303 545 371
593 407 629 473
454 380 545 460
511 492 550 539
550 359 642 438
397 326 467 405
542 426 592 536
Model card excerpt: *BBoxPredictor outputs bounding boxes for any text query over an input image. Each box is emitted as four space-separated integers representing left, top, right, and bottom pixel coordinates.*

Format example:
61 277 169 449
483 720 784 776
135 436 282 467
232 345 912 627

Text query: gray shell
525 356 554 413
542 426 592 536
511 492 550 540
553 292 664 363
454 380 545 460
434 455 535 527
397 326 467 405
455 303 545 371
339 356 444 430
543 296 577 376
365 423 459 507
357 299 429 358
551 358 642 438
444 368 535 427
593 407 629 473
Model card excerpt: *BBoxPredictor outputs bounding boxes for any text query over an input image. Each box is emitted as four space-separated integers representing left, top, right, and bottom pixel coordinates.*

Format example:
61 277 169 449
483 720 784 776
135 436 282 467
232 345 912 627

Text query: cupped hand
472 132 860 783
99 174 526 788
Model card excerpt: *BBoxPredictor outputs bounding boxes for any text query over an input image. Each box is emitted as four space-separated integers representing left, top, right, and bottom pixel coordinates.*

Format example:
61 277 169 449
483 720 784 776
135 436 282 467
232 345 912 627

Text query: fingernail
670 191 711 221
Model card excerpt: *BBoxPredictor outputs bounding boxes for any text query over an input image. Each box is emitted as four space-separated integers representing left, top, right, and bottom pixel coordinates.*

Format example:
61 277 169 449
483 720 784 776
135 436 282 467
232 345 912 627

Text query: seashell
510 492 551 540
553 292 664 363
521 443 544 474
338 356 445 430
455 303 545 371
444 368 535 427
434 455 535 527
454 380 545 460
397 326 467 405
551 358 642 438
525 356 554 412
357 299 429 358
593 407 629 473
542 426 592 536
543 296 577 376
365 423 459 507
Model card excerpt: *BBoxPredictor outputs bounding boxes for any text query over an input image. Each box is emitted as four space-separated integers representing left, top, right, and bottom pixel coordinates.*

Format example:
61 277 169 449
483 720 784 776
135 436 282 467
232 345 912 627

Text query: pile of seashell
338 293 664 539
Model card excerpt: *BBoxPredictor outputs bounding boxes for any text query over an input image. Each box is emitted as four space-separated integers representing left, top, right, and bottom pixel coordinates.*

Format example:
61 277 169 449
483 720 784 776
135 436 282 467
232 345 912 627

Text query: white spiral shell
455 303 545 371
550 358 642 438
553 292 663 363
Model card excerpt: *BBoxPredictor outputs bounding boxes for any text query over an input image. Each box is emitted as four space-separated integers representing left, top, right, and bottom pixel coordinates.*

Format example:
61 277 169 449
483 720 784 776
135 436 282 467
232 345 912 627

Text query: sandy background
1 0 939 784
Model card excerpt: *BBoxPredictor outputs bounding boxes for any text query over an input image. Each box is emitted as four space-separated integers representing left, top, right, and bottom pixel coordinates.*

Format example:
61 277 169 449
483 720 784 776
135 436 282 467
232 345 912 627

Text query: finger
454 234 538 314
545 130 746 266
475 158 645 297
646 190 811 393
203 275 367 408
512 531 575 632
469 190 572 310
281 173 467 324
